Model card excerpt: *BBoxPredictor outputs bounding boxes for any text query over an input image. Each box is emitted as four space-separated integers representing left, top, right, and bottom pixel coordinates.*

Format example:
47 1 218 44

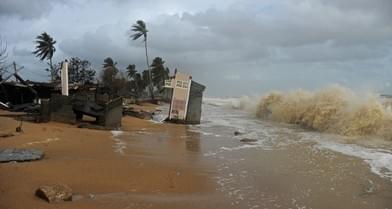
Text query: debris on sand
240 138 258 143
234 130 244 136
123 108 153 120
0 148 44 163
35 184 73 203
0 132 15 138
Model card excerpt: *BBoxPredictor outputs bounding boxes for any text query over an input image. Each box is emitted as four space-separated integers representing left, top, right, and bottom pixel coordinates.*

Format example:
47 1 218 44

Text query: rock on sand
35 184 73 203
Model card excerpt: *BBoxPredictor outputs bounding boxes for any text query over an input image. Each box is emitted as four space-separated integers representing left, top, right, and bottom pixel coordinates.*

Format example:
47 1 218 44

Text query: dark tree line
52 57 96 84
32 19 171 99
100 56 170 99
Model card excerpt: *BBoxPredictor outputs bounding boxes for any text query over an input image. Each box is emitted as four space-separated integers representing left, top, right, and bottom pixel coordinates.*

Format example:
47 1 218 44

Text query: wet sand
0 111 215 209
1 103 392 209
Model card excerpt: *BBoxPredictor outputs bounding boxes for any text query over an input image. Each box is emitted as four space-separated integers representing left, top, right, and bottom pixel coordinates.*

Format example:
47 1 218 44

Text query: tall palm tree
130 20 154 100
33 32 56 81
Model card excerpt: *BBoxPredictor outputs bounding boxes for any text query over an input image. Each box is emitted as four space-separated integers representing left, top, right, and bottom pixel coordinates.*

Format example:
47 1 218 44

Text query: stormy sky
1 0 392 96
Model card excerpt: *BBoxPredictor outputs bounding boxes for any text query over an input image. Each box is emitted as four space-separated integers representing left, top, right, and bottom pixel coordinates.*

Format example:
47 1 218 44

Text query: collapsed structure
1 62 205 127
164 71 205 124
0 61 122 128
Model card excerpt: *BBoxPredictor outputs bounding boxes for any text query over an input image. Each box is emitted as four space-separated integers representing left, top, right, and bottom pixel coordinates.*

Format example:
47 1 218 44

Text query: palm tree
33 32 56 81
151 57 166 90
130 20 154 100
126 64 140 97
101 57 118 87
126 64 137 79
103 57 117 69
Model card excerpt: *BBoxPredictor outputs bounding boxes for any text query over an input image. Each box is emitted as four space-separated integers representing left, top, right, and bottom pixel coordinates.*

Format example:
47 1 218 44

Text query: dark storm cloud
2 0 392 96
0 0 65 19
183 2 392 47
318 0 392 19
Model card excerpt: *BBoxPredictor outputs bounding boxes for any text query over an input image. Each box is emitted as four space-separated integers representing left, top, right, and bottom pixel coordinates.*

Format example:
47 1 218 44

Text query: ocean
111 87 392 209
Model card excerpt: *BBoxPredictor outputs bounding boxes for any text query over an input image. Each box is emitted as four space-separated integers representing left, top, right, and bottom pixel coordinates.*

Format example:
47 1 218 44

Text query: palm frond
33 32 56 61
130 20 148 41
131 32 143 40
136 20 146 29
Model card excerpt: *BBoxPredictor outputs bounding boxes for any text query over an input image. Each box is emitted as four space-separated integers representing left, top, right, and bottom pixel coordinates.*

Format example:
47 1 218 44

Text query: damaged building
1 61 123 129
164 71 206 124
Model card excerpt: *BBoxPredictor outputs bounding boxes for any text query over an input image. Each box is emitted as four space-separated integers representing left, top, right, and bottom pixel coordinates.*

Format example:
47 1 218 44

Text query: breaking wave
255 85 392 140
204 96 257 112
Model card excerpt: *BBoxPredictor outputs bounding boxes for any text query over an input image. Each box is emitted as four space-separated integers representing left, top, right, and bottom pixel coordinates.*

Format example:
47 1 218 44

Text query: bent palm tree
130 20 154 100
33 32 56 81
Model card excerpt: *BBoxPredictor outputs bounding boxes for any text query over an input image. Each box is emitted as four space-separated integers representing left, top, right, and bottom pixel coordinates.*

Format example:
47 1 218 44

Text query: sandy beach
3 1 392 208
1 101 392 209
0 107 217 209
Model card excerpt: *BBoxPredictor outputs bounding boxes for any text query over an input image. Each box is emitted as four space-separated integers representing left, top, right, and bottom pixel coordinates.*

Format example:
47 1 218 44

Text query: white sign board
169 72 192 120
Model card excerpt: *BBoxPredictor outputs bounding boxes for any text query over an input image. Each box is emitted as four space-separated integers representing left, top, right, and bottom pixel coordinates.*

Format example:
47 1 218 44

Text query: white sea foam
151 103 170 123
315 140 392 181
111 130 124 137
204 96 258 112
203 97 392 182
111 130 126 155
25 137 60 146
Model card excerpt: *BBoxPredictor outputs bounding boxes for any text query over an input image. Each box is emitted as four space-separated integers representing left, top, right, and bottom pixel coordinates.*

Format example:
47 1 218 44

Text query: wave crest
255 85 392 139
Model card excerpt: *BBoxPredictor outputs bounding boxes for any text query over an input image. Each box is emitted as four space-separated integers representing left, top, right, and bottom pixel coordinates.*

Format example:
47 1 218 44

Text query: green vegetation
28 20 173 100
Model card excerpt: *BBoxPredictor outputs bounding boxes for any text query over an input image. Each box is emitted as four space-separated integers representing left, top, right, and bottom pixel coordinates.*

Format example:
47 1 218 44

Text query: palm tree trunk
144 38 154 100
135 80 140 104
49 58 54 82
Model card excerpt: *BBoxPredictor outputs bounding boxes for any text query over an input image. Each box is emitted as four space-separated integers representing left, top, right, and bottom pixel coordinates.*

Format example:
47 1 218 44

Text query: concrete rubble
0 148 44 163
35 184 73 203
123 107 153 120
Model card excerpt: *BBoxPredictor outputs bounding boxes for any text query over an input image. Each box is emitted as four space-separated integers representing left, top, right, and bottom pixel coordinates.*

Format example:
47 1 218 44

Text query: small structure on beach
41 89 123 128
164 71 205 124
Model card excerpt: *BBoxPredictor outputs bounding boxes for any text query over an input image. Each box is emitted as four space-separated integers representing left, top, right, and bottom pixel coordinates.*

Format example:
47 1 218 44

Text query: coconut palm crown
33 32 56 62
33 32 57 81
131 20 148 41
130 20 154 100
